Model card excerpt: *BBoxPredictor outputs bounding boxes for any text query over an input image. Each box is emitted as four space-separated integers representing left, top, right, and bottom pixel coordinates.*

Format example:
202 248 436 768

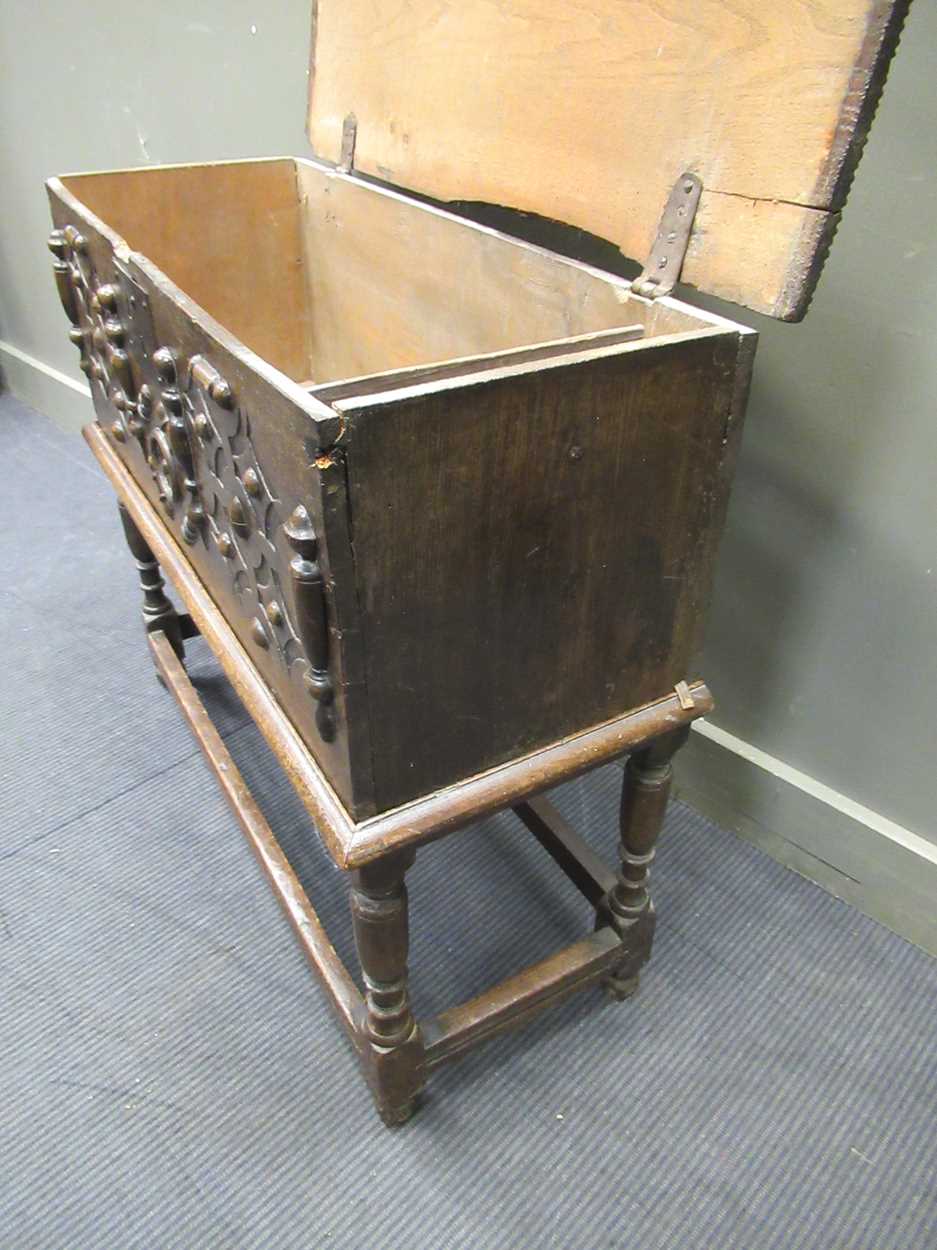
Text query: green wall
694 0 936 840
0 2 312 405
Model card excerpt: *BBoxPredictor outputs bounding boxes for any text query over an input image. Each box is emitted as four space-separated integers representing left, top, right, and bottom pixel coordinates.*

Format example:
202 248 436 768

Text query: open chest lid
307 0 909 321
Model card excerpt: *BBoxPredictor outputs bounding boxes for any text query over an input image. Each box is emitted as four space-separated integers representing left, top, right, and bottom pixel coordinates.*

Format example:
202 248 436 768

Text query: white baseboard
0 339 91 432
678 719 937 956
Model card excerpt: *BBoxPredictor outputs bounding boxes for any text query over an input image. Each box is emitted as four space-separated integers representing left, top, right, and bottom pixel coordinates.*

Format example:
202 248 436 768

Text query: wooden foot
598 726 689 995
350 851 426 1125
603 971 641 1002
118 501 186 661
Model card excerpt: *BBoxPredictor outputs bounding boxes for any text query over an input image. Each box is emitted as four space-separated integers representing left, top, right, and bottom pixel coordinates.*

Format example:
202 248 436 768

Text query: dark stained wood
139 629 687 1121
46 0 906 1128
149 619 691 1121
513 796 617 907
149 626 686 1124
340 330 742 812
346 680 711 866
88 419 354 864
600 726 690 999
350 852 425 1124
87 408 717 871
283 504 336 743
148 629 364 1042
423 927 624 1068
313 433 379 819
609 728 689 927
117 501 185 660
177 612 200 642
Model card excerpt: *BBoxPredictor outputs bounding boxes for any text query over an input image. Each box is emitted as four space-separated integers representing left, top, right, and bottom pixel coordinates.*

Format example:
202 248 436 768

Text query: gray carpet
1 392 934 1250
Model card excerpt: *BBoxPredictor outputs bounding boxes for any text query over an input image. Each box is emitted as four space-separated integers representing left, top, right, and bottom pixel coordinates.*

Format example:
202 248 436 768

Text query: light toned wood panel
296 160 702 382
62 161 312 380
309 324 645 402
687 192 835 319
308 0 907 319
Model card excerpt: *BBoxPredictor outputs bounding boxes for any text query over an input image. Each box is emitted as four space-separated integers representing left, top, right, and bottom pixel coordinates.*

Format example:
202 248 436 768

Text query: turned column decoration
598 725 689 998
351 853 417 1047
349 851 425 1123
609 726 689 925
117 501 185 661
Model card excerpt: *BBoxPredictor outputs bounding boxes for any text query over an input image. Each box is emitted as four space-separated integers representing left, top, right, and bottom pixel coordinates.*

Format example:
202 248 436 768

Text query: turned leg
350 850 425 1125
599 725 689 999
117 501 185 662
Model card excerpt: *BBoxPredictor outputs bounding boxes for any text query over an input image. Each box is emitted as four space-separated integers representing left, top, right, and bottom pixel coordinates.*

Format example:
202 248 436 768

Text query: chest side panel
343 333 744 813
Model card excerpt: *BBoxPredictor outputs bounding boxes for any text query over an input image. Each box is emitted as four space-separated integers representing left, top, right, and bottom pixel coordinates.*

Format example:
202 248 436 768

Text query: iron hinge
338 114 358 174
631 172 702 300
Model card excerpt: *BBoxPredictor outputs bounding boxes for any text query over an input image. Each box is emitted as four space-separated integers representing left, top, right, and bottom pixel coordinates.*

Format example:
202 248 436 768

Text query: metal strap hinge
631 172 702 300
338 114 358 174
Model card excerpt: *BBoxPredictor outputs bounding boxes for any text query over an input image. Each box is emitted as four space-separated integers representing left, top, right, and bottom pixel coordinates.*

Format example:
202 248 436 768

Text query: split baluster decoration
283 506 336 742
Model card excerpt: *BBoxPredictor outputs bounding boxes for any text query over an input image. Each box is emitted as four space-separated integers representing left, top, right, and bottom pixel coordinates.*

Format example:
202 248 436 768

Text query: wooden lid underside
307 0 908 320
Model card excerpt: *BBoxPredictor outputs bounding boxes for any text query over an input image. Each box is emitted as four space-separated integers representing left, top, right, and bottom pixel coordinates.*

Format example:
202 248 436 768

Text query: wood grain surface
295 159 697 382
86 414 715 864
308 0 909 319
339 329 746 812
62 161 312 380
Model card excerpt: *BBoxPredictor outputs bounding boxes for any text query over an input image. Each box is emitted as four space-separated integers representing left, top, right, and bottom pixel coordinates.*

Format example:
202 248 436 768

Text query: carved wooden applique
144 347 204 545
48 225 137 423
188 362 336 741
283 504 335 742
48 227 336 744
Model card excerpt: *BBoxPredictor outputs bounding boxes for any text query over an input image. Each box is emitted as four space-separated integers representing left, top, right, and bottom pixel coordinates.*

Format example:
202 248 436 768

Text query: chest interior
61 156 716 396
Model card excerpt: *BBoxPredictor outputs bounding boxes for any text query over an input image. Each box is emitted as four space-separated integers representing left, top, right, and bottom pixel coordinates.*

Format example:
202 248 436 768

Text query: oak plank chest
46 0 908 1123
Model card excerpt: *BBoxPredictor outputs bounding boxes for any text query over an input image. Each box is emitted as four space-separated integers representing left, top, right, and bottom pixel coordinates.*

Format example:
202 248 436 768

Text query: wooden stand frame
88 421 710 1126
